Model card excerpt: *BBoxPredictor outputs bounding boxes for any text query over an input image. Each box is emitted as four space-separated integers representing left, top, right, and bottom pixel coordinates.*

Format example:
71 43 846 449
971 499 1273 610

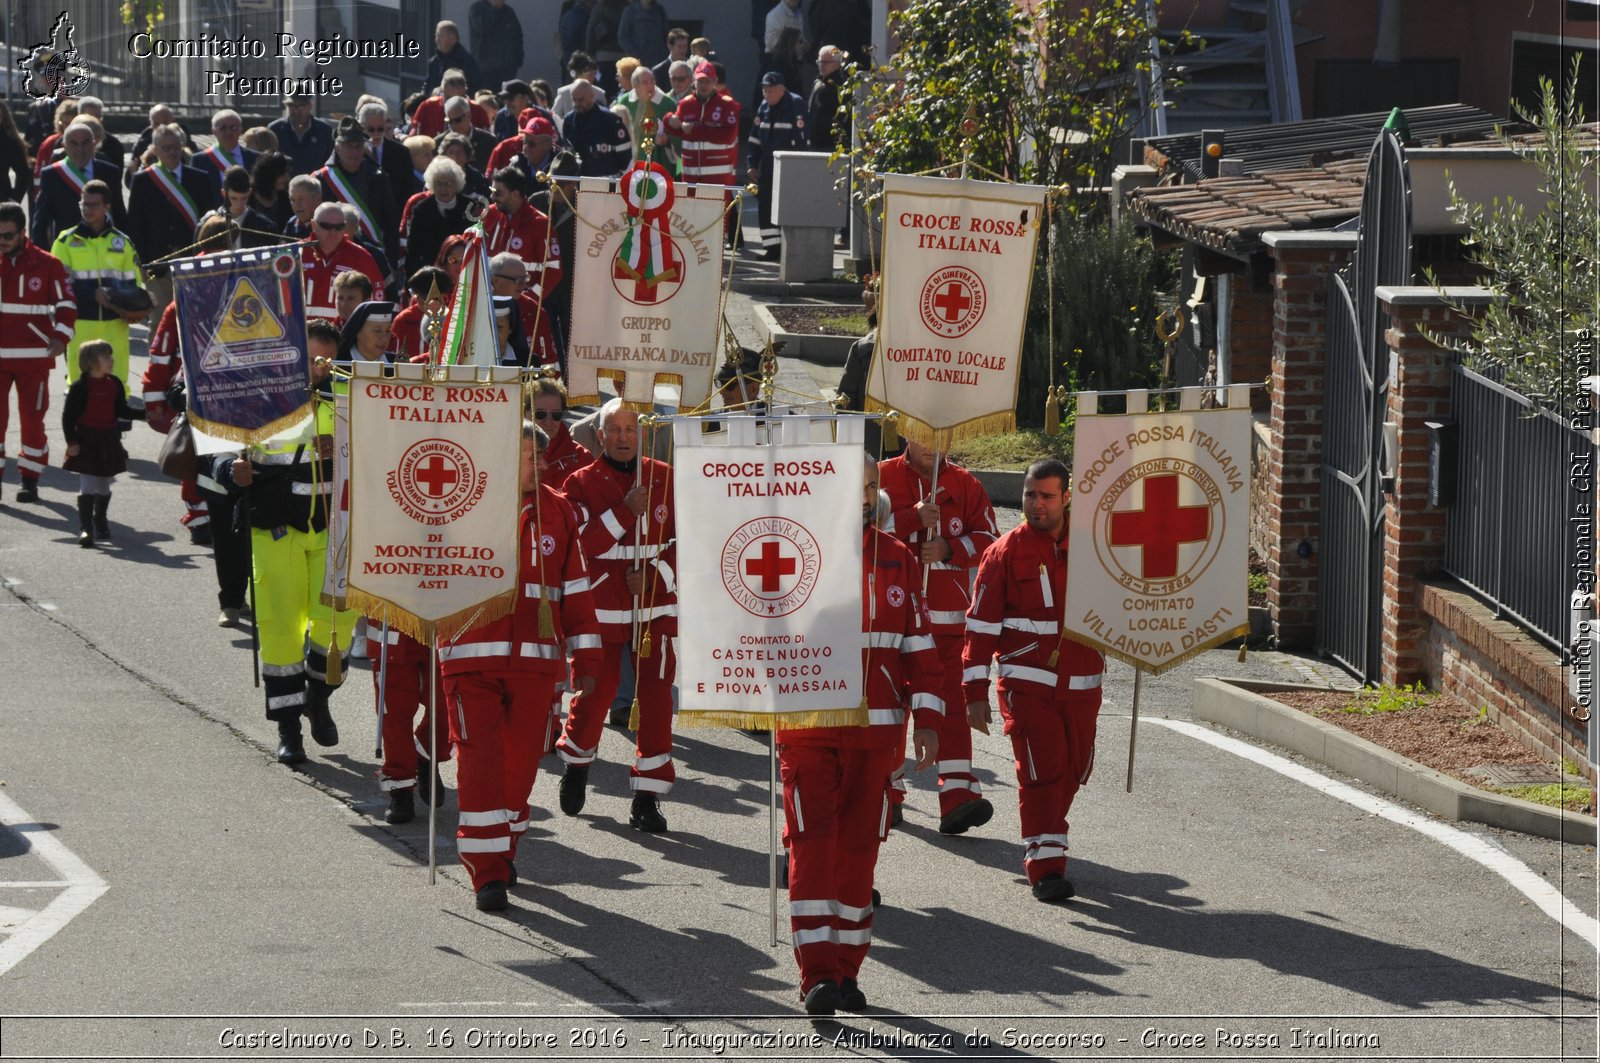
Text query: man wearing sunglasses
301 202 383 321
446 96 497 172
0 201 75 504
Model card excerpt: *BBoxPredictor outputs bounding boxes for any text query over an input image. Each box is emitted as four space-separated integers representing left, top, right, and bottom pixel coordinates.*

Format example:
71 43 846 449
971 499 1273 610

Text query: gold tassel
1044 387 1060 435
628 700 641 732
882 412 899 453
1237 642 1248 663
1047 649 1058 668
326 630 343 686
639 629 653 659
538 598 555 638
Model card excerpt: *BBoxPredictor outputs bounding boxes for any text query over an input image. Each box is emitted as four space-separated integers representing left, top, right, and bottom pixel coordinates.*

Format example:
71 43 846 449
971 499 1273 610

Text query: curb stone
750 304 857 367
1192 676 1597 845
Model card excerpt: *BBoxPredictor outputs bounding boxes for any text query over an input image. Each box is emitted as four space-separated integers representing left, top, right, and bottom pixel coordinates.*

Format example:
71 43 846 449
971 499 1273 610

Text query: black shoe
189 523 213 546
507 864 519 888
415 755 446 807
384 788 415 824
16 480 38 503
76 495 95 548
305 682 339 747
608 702 631 728
1031 873 1075 903
889 802 903 828
628 791 667 833
839 978 867 1012
871 888 882 909
558 764 589 815
475 881 509 912
938 797 994 836
91 494 111 540
803 980 840 1017
276 722 306 766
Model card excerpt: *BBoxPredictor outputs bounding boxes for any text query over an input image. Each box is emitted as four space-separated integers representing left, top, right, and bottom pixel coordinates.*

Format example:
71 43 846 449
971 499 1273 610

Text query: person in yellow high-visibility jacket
211 318 357 765
51 179 146 392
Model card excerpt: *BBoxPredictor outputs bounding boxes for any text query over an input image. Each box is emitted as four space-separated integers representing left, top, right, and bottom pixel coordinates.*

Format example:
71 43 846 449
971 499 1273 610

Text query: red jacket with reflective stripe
879 455 997 638
783 526 945 750
139 301 180 420
542 424 591 491
438 485 601 678
0 240 75 366
301 237 384 320
563 455 676 642
480 202 563 295
962 521 1105 704
666 91 740 183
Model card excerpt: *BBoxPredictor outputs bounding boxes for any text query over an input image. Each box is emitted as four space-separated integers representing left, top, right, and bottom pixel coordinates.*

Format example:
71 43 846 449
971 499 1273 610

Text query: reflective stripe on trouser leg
253 526 313 675
1003 691 1072 885
556 641 624 765
934 635 981 814
180 478 209 527
0 363 51 476
445 670 555 890
628 630 676 794
263 673 307 722
836 745 897 983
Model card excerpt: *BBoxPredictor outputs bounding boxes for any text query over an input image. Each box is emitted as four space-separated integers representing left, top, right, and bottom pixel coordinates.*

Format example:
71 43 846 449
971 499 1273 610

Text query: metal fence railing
1444 363 1586 660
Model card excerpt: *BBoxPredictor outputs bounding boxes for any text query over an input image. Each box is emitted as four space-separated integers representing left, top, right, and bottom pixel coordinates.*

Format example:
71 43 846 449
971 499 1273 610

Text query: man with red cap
781 450 943 1016
963 458 1106 903
880 439 998 835
486 113 559 190
554 397 677 834
664 60 740 244
440 419 601 912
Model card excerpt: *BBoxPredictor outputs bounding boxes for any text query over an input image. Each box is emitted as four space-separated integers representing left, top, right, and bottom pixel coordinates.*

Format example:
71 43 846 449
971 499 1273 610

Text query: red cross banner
868 173 1047 448
344 362 523 643
1064 386 1253 673
673 427 865 728
320 390 351 610
565 176 727 410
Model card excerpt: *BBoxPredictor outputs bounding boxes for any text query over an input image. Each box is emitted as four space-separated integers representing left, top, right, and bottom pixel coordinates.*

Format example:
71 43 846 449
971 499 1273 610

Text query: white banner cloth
869 172 1047 447
1065 386 1253 674
320 391 350 608
565 176 726 409
346 362 523 640
675 429 864 719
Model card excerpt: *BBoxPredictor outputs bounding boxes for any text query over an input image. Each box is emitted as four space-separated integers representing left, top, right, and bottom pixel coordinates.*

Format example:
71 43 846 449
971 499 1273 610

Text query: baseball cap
760 71 785 88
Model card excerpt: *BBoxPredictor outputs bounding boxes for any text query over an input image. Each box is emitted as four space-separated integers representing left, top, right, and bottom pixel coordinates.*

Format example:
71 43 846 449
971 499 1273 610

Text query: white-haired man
554 398 679 833
302 202 384 321
194 109 259 187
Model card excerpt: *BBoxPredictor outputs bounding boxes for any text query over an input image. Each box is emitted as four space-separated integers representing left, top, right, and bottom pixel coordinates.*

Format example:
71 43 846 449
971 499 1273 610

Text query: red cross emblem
744 539 797 593
414 454 460 498
919 265 986 339
389 438 485 524
1109 474 1211 580
721 517 821 618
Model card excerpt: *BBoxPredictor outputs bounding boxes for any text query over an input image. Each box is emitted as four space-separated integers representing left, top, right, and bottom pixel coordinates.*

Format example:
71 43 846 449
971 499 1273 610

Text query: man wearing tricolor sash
554 399 679 834
781 451 943 1017
191 109 259 188
127 124 221 316
315 118 399 291
29 121 126 249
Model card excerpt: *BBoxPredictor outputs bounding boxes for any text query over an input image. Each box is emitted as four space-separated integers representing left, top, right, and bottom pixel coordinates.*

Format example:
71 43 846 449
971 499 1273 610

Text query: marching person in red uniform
369 621 452 825
532 376 590 490
780 451 943 1016
139 299 210 543
880 439 999 835
481 167 563 295
302 202 385 322
664 62 740 244
554 398 678 833
439 420 601 912
963 458 1105 903
0 200 74 504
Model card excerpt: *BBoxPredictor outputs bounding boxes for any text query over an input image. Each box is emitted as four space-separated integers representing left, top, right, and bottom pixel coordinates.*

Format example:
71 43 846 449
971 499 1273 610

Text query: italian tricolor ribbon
323 165 382 244
613 162 678 304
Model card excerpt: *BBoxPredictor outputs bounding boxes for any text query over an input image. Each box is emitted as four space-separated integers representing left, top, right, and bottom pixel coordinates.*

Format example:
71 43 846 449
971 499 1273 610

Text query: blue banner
173 246 312 446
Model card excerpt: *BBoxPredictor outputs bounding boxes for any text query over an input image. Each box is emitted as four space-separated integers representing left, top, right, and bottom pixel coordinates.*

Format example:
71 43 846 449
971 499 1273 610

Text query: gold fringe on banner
341 587 519 647
862 399 1016 451
678 707 871 731
188 403 315 448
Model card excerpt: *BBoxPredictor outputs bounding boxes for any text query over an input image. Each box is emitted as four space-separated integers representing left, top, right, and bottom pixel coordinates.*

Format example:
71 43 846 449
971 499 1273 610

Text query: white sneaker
217 608 241 627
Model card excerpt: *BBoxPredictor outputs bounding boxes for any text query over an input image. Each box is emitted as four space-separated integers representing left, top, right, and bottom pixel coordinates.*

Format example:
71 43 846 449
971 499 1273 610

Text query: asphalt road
0 326 1595 1062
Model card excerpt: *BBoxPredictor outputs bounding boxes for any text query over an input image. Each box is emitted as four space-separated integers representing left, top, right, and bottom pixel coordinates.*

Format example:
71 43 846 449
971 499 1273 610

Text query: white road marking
1149 717 1600 952
0 791 108 977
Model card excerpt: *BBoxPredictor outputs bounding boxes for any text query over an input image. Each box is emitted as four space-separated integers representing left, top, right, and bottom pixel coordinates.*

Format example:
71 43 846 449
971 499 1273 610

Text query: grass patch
948 430 1072 472
1339 681 1433 716
1493 782 1595 813
1247 571 1268 596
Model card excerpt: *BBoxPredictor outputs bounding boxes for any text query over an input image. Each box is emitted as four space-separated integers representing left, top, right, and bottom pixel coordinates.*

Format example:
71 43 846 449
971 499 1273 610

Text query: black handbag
103 280 154 313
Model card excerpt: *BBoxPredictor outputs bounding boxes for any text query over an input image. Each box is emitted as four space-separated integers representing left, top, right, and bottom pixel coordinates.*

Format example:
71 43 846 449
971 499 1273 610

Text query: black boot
92 493 111 541
276 718 307 765
16 478 38 503
384 787 415 824
629 791 667 833
415 755 446 807
76 495 95 548
558 763 589 815
305 679 339 747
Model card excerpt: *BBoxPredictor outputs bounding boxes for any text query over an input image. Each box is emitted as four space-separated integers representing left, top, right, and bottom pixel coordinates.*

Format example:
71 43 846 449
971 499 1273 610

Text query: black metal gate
1316 130 1412 682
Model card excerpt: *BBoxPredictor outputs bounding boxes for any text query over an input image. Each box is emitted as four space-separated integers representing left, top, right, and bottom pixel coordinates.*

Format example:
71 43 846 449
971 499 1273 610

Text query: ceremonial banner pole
375 617 390 758
920 459 942 596
428 635 439 884
1126 668 1143 793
